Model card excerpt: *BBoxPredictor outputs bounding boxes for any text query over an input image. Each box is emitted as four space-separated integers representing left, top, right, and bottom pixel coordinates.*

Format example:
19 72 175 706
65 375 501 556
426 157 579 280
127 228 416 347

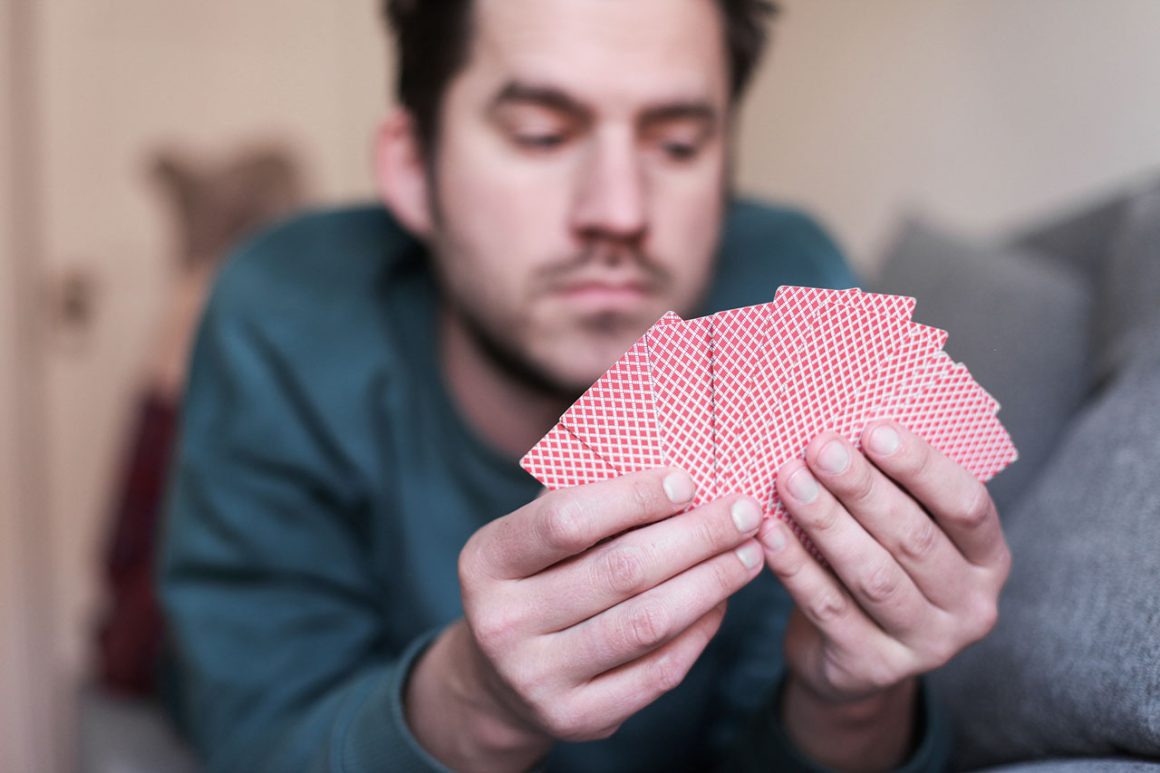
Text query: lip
552 280 652 311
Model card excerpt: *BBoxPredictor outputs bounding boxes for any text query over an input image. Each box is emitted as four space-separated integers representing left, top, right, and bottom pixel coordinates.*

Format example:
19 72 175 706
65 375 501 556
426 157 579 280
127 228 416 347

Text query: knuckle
898 517 940 561
966 596 1000 642
709 555 739 595
581 722 621 742
957 485 994 531
542 702 616 743
695 514 725 552
818 650 860 693
807 590 850 626
629 477 662 518
540 499 589 552
895 437 934 479
597 545 648 596
650 650 692 693
625 602 670 650
995 541 1013 583
471 606 522 653
457 537 482 587
800 501 841 533
845 465 877 506
768 547 809 583
922 633 960 670
857 563 902 605
537 702 580 739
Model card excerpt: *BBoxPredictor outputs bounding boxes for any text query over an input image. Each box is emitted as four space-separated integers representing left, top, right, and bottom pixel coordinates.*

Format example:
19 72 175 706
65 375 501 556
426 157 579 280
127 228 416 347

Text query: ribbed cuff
729 673 951 772
335 627 452 773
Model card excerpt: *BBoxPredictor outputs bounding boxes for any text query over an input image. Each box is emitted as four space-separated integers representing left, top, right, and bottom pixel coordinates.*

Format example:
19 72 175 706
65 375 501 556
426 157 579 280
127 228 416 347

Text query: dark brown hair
382 0 778 154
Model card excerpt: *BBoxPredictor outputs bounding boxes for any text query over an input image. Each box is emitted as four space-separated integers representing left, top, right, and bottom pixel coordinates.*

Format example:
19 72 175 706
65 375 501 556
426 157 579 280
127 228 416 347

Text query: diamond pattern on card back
647 313 717 505
520 423 619 489
559 335 664 474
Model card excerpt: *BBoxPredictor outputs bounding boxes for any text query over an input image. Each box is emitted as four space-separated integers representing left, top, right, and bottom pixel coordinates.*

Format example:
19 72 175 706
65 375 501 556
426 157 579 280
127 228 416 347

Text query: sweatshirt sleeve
722 674 952 772
159 277 452 773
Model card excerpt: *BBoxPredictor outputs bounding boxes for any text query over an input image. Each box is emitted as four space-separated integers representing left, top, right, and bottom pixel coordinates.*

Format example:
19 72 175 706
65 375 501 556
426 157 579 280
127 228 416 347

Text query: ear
375 109 434 238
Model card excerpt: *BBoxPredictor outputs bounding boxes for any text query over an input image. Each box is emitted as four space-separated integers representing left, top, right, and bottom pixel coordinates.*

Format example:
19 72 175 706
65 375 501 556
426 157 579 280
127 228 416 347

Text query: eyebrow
489 79 719 130
490 81 591 122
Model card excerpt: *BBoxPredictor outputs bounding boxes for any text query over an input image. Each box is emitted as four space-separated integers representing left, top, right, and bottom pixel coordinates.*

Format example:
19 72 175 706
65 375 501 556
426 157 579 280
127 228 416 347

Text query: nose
569 128 648 245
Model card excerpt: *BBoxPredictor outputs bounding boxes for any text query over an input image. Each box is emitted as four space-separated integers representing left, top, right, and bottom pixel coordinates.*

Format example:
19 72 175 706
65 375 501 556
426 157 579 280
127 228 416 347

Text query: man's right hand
405 468 764 771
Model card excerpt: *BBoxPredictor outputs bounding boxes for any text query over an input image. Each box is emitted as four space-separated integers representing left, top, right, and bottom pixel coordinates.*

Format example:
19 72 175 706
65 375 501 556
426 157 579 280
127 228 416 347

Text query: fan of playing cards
521 285 1017 545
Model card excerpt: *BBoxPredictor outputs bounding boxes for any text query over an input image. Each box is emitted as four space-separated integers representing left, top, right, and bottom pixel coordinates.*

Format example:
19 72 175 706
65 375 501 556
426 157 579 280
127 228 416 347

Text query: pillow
929 350 1160 769
873 219 1092 514
1009 185 1134 283
1094 182 1160 381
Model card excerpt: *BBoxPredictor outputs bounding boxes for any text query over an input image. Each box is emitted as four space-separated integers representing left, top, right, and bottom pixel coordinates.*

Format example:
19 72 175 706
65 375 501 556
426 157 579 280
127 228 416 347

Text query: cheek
649 164 726 289
436 130 574 271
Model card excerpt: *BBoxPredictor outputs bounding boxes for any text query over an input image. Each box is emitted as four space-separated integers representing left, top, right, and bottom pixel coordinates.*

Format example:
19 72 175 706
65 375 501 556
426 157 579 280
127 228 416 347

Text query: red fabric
95 392 178 696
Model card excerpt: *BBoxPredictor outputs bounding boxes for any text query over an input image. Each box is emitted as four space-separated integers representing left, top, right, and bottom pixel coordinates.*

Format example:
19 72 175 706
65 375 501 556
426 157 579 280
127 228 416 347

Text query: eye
661 141 698 161
515 133 567 151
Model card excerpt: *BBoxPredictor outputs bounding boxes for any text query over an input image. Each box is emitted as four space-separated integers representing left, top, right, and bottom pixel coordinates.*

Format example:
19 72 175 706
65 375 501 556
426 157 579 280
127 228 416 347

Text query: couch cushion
1094 183 1160 381
1009 185 1134 283
981 760 1160 772
873 219 1092 513
929 348 1160 769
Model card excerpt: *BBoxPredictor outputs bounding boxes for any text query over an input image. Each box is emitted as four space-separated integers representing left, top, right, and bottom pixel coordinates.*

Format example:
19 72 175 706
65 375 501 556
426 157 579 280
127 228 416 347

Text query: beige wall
737 0 1160 270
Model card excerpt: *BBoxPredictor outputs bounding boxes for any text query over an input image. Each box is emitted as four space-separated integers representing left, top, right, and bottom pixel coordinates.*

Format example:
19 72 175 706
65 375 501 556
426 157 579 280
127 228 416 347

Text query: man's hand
759 420 1011 771
406 468 765 771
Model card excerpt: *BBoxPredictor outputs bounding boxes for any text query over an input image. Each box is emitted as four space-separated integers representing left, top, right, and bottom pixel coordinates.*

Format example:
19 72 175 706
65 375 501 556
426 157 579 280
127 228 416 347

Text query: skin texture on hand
405 467 766 772
760 420 1010 771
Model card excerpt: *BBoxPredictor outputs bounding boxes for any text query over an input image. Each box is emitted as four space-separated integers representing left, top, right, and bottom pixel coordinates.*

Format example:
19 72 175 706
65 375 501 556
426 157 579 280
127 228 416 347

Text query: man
162 1 1009 770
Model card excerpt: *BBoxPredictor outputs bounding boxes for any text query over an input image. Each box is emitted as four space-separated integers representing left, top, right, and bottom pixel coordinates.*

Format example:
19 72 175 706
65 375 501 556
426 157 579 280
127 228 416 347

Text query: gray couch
875 178 1160 771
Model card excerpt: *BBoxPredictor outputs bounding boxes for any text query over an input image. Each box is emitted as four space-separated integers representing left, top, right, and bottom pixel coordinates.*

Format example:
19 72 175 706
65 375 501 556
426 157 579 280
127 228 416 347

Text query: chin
541 336 638 393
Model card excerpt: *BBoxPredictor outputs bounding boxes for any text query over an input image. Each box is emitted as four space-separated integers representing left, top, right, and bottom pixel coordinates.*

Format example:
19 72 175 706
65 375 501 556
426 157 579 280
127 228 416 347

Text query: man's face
425 0 731 394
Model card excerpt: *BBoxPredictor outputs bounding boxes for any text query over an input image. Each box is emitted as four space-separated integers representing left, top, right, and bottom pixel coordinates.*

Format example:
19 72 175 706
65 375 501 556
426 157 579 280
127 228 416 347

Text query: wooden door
8 2 388 768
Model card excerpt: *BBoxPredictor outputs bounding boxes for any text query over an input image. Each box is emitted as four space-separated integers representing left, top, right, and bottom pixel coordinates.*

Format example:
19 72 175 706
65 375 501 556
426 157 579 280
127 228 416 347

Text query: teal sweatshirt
160 200 949 771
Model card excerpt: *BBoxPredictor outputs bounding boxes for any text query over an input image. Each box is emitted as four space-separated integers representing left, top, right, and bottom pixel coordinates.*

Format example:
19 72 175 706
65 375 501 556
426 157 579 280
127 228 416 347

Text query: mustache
532 243 673 293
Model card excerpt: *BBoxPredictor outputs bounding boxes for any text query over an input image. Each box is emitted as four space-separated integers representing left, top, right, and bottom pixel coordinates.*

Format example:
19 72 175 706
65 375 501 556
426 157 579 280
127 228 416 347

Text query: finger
474 468 698 579
559 538 763 678
801 432 971 611
533 496 763 631
759 519 908 687
564 602 727 740
861 421 1008 570
775 459 934 639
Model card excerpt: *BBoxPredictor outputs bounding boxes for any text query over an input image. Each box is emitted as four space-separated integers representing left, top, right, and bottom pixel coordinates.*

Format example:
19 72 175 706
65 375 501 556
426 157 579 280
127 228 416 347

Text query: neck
439 306 571 460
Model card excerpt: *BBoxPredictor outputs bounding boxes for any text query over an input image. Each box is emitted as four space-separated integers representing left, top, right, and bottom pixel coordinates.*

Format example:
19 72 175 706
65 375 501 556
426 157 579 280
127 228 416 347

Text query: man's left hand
759 420 1011 770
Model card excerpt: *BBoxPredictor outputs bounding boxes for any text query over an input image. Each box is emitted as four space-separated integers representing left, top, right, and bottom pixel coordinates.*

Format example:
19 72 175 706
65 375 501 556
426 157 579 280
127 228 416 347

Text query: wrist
405 621 552 771
780 673 918 772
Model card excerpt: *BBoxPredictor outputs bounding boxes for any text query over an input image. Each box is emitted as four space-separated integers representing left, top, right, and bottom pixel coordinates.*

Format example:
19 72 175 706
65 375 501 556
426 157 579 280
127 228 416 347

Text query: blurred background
2 1 1159 770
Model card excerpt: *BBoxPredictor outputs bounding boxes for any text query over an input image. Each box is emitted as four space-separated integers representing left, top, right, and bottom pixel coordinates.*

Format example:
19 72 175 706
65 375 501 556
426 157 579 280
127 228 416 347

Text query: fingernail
786 468 819 503
736 542 762 569
817 441 850 474
663 471 696 505
731 498 761 533
869 425 900 456
761 521 787 552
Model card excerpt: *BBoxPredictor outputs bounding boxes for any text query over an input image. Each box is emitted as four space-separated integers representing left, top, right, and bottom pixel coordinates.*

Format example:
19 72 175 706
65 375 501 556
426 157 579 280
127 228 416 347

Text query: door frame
1 0 64 770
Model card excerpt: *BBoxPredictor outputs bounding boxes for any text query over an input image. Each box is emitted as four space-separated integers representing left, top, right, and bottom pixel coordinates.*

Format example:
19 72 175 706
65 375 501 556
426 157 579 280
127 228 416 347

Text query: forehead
464 0 730 110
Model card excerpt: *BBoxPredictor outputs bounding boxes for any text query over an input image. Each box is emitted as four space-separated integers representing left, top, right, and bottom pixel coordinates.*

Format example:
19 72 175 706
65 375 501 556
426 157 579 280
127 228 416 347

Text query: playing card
520 423 620 489
746 297 912 517
714 286 847 496
520 285 1018 537
558 333 665 474
647 313 717 505
830 322 948 443
895 364 1017 480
